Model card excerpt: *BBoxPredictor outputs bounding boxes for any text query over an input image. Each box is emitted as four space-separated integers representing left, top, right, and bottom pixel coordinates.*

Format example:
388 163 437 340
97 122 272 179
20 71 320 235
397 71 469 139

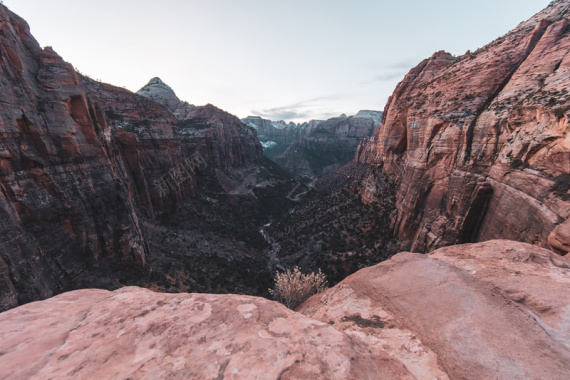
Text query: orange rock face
1 240 568 379
0 287 413 379
300 240 570 379
356 1 570 254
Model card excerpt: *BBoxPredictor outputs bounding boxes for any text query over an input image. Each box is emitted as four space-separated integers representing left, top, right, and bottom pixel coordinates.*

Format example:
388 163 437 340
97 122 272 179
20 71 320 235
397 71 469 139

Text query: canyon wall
0 6 147 310
244 111 381 178
86 76 263 216
242 116 320 157
357 0 570 254
0 4 265 311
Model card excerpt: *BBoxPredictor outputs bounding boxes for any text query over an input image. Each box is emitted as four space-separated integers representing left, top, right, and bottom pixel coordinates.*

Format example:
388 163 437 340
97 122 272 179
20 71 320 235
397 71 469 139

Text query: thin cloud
387 59 419 70
360 58 419 85
251 95 342 121
360 72 406 85
253 109 311 121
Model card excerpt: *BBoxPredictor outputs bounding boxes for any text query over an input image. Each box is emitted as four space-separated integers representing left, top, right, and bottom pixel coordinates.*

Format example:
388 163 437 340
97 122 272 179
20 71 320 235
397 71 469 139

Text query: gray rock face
241 116 319 158
275 111 382 178
354 110 384 125
136 77 181 112
244 112 382 178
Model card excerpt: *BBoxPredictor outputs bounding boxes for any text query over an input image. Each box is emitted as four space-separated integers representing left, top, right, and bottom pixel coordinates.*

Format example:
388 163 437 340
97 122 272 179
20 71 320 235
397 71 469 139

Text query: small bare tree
269 267 327 309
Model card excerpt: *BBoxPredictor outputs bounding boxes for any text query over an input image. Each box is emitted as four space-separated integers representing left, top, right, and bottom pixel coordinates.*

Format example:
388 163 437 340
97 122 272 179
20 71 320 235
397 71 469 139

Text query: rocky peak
353 110 383 125
136 76 181 112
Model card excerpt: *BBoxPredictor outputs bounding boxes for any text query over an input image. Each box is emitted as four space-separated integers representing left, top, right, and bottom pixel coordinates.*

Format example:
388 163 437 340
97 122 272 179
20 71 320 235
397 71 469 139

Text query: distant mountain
241 116 321 157
137 77 197 120
243 111 382 179
274 111 382 178
136 77 181 111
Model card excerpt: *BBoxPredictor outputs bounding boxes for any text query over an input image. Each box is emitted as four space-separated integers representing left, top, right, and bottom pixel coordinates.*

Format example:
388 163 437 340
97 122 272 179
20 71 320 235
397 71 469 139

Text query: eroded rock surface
300 240 570 380
356 1 570 254
1 240 568 379
0 287 413 380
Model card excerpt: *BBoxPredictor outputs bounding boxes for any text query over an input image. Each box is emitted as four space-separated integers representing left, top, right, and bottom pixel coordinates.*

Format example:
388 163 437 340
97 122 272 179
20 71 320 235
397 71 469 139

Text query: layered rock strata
0 4 265 311
277 111 382 178
357 1 570 254
0 6 147 311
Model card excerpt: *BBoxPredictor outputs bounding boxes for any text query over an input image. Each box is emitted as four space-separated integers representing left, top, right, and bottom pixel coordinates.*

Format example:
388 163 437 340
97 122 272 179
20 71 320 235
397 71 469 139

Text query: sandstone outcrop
1 240 568 379
0 287 413 379
300 239 570 379
356 1 570 254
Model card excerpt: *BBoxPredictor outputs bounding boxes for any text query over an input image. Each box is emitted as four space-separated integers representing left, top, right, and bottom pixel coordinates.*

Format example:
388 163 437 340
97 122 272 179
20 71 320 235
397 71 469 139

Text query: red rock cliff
357 1 570 254
0 5 148 311
0 4 263 311
84 77 263 216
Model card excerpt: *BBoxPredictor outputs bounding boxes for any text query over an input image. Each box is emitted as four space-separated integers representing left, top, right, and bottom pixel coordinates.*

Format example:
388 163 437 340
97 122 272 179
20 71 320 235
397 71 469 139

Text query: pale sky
4 0 552 122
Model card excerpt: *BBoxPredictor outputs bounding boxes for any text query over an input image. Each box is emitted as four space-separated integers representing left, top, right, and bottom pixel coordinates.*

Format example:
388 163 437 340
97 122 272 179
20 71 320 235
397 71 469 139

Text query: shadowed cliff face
357 1 570 254
0 6 148 311
85 77 264 217
0 4 271 311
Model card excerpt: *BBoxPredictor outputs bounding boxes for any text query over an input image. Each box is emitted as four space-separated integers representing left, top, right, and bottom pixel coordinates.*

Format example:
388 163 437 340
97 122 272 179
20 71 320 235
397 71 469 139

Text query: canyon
0 0 569 378
0 2 304 311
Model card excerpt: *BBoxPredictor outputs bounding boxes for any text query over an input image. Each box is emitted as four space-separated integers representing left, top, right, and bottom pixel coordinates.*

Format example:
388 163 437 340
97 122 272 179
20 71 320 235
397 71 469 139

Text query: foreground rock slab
1 240 568 379
300 240 570 380
0 287 411 379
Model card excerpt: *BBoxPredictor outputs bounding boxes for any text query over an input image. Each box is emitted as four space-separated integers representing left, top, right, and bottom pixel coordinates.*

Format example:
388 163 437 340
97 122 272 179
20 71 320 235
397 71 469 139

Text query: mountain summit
137 77 181 112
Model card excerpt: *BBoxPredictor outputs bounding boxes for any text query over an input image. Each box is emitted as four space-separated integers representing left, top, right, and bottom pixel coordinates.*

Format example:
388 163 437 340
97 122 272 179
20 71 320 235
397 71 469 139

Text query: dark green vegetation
107 157 302 297
90 160 398 299
274 144 357 177
267 163 399 285
177 118 214 131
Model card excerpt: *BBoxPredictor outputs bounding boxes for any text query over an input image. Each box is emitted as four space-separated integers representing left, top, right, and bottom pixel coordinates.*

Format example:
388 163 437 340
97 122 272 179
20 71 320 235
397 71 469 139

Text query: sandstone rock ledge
1 240 569 379
0 288 412 379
